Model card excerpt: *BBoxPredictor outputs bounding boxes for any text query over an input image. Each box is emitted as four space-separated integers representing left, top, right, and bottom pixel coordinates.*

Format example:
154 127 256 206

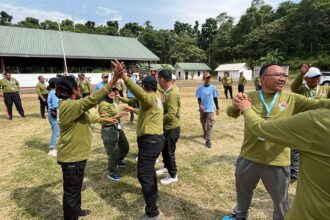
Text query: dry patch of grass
0 80 296 219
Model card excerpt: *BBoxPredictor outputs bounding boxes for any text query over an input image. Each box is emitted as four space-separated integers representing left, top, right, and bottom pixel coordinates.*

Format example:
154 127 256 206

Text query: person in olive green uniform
290 65 330 182
77 73 92 97
224 64 330 220
98 87 129 181
222 71 233 99
156 70 181 185
115 79 125 97
0 72 25 120
235 97 330 220
56 64 121 220
36 75 49 119
118 62 163 220
238 72 247 93
254 76 262 91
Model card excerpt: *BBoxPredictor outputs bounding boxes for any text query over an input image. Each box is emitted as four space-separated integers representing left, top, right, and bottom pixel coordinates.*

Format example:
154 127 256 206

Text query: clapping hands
232 93 252 112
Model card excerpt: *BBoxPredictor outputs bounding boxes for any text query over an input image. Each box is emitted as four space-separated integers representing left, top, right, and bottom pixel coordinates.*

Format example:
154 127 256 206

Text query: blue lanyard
258 90 279 117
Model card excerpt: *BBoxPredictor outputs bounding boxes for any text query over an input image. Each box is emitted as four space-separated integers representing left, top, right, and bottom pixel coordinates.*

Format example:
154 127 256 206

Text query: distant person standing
36 75 49 119
195 72 220 148
94 73 109 92
222 71 233 99
0 72 25 120
126 70 139 122
116 79 125 97
238 72 247 93
254 76 262 91
77 73 92 97
47 78 59 157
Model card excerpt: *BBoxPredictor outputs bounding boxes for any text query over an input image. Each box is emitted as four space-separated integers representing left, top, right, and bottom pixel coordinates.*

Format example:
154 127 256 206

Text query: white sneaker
160 175 178 185
48 149 57 157
156 158 159 163
156 168 168 176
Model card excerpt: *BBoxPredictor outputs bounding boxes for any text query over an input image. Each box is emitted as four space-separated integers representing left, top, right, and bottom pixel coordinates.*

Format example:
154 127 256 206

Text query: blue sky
0 0 299 29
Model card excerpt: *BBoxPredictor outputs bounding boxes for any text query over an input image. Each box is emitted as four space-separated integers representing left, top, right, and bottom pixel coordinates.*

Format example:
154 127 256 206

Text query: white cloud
0 3 86 24
96 6 122 22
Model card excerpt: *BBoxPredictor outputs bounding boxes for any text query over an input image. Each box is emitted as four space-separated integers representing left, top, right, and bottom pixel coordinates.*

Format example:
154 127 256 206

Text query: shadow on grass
180 134 205 146
202 154 238 166
11 182 62 220
85 159 226 219
25 138 49 153
24 112 45 119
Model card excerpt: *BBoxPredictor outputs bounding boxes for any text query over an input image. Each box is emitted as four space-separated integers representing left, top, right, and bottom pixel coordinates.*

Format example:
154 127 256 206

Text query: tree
40 20 59 30
199 18 218 51
17 17 40 28
0 11 13 25
60 19 74 32
119 22 143 38
106 20 119 35
173 21 195 37
257 49 284 65
85 21 95 30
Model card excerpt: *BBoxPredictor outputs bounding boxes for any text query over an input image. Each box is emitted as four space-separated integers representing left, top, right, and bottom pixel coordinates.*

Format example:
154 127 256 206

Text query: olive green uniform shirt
98 100 120 126
222 76 233 86
243 109 330 220
36 82 48 98
238 76 247 85
0 78 20 93
125 78 163 137
162 86 181 130
57 85 110 163
78 79 92 94
254 77 261 87
291 74 330 99
227 91 330 166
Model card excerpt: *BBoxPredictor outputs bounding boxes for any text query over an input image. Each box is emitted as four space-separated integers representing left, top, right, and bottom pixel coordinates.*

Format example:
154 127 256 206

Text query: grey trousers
200 112 214 142
234 157 290 220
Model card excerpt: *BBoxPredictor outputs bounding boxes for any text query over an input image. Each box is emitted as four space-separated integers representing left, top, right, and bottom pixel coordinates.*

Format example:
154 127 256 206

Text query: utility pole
58 20 68 74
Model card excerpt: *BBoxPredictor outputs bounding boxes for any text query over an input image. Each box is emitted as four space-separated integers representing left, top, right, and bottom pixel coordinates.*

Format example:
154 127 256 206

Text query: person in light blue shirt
126 70 139 121
94 73 109 91
47 77 60 157
195 72 219 148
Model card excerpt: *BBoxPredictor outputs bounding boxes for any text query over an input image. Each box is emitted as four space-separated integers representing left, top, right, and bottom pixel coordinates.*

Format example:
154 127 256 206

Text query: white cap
305 67 322 78
172 74 177 80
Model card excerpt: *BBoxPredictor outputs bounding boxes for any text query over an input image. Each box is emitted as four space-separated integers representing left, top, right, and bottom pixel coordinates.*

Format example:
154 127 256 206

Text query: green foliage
257 49 285 66
0 11 13 25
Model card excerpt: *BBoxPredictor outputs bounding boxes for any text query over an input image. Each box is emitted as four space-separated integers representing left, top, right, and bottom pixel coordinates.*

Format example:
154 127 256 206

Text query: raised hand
111 59 124 80
300 63 310 76
235 99 252 112
123 105 135 112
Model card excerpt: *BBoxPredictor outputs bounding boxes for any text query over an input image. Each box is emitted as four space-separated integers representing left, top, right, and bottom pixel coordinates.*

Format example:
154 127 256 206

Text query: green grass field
0 80 296 220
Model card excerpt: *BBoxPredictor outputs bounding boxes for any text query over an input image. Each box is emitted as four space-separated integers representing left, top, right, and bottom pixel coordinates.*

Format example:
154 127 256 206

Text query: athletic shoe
205 141 212 148
118 160 127 168
47 149 57 157
139 213 161 220
79 209 91 217
222 215 238 220
41 115 46 119
160 175 178 185
156 168 168 176
107 173 121 181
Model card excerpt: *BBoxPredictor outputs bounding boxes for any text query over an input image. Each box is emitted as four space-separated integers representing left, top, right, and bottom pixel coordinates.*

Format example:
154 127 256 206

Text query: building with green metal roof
0 25 159 73
174 63 211 80
149 64 175 72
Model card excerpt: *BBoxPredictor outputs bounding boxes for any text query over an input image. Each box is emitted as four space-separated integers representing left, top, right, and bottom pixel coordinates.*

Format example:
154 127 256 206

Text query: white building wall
175 68 204 80
10 73 106 88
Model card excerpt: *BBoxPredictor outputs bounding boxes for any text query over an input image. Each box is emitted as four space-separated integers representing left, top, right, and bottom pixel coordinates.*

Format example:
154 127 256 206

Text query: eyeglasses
263 73 288 79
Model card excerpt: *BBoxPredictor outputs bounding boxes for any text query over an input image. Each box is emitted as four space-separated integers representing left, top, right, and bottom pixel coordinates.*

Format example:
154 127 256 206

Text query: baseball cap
305 67 322 78
172 74 177 80
203 72 211 79
142 75 157 90
102 73 109 78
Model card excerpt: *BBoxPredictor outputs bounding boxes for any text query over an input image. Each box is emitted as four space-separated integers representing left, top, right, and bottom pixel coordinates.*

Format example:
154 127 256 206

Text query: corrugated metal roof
0 26 159 61
215 63 248 71
150 64 175 71
175 63 211 71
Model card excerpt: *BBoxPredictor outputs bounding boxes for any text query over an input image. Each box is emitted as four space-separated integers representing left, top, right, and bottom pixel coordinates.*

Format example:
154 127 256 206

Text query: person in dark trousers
0 72 25 120
56 63 121 220
156 70 181 185
222 71 233 99
77 73 92 98
238 72 247 93
118 60 164 220
36 75 49 119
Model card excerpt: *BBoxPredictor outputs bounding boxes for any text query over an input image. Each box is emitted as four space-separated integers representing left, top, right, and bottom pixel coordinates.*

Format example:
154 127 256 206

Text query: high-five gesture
111 59 125 80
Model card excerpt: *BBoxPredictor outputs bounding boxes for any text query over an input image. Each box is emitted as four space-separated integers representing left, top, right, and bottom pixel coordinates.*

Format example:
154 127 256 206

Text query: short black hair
47 77 58 90
55 76 78 99
142 75 157 92
259 64 278 77
158 70 172 82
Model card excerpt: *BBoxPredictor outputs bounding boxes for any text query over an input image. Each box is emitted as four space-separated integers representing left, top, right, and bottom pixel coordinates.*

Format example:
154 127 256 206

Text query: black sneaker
42 115 46 119
79 209 91 217
205 141 211 148
118 160 127 168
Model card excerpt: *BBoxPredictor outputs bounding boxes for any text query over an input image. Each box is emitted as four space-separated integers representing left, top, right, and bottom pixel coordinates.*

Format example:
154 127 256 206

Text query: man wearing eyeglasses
224 64 330 220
